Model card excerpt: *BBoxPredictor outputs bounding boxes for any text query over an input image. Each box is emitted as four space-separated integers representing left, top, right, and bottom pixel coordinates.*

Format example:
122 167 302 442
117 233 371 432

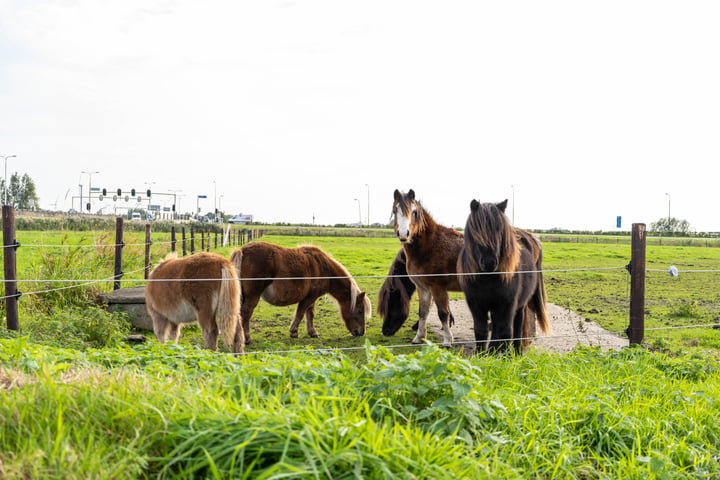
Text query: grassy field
2 228 720 478
4 229 720 354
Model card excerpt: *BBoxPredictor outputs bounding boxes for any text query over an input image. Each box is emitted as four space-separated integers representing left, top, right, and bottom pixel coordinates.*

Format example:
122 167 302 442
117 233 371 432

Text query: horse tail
217 261 242 352
529 240 550 335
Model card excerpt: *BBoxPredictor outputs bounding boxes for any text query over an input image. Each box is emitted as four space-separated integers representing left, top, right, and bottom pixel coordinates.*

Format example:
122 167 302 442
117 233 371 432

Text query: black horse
458 199 549 354
377 249 417 336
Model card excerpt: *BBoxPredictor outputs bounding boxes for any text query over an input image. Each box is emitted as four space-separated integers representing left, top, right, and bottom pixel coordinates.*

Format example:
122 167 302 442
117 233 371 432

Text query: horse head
393 189 423 244
340 289 371 336
378 249 416 336
464 199 519 279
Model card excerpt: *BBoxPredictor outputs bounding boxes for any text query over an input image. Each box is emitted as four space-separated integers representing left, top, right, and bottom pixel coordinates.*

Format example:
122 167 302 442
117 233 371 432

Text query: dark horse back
378 249 417 336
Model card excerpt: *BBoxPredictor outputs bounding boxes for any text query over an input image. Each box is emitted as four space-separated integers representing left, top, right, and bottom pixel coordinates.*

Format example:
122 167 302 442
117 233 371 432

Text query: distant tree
650 217 692 235
0 172 40 209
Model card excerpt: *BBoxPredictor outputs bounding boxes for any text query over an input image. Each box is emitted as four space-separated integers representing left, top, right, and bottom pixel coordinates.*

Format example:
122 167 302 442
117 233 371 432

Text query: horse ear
497 199 508 213
394 189 401 201
408 189 415 201
470 199 480 212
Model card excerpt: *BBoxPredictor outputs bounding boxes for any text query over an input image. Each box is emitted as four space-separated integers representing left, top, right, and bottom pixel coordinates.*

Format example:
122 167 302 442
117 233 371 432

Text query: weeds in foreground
1 341 719 479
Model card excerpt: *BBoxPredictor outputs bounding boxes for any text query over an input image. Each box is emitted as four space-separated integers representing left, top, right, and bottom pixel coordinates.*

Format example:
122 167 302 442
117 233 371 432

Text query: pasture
2 228 720 478
4 229 720 353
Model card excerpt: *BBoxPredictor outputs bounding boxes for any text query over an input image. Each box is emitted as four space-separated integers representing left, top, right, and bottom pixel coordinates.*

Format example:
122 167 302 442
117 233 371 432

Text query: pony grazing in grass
377 248 417 336
145 252 244 353
459 199 549 354
390 189 465 346
230 242 371 343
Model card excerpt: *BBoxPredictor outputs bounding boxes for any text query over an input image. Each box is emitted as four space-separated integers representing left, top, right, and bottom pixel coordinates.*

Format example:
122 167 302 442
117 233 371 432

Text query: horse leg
489 307 513 355
232 313 245 354
240 294 261 344
289 297 317 338
431 288 454 347
197 307 219 351
304 301 319 338
149 308 171 343
465 298 490 352
512 306 526 354
411 286 432 344
167 322 182 343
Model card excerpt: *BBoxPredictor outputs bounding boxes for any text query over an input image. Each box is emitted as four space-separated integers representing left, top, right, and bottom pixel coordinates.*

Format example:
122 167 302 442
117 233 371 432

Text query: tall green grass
1 340 719 478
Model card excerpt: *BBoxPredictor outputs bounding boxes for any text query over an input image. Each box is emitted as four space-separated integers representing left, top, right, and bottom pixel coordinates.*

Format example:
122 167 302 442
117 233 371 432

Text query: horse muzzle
351 327 365 337
396 230 410 243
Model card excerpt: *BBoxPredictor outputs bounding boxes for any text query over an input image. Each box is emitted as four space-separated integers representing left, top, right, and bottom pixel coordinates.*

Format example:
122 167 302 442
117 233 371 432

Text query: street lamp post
170 189 183 220
81 170 100 213
665 193 671 221
2 155 17 205
354 198 361 226
365 184 370 227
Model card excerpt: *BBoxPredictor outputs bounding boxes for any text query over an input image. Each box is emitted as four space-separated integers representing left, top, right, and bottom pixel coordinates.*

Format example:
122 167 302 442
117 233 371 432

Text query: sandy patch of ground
427 300 628 355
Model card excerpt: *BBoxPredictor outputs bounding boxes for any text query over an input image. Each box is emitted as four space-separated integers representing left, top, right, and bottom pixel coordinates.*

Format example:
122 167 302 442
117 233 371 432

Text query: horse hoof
309 333 319 338
411 336 424 344
290 332 299 338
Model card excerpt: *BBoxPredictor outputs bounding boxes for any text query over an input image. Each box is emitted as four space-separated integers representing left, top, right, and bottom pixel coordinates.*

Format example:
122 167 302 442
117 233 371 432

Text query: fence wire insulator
625 261 632 274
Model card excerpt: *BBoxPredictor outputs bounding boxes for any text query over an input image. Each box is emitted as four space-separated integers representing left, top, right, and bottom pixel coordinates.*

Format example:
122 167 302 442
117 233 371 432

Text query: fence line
4 211 720 353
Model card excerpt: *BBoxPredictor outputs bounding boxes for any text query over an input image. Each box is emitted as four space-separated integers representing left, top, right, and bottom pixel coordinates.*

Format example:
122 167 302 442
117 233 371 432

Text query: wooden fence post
182 227 187 256
144 224 152 279
201 230 205 252
171 226 176 253
113 217 124 290
190 226 195 254
628 223 646 345
2 205 20 331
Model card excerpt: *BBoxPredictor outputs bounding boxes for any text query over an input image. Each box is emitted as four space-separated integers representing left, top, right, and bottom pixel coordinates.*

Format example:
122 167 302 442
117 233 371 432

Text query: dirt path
427 300 628 355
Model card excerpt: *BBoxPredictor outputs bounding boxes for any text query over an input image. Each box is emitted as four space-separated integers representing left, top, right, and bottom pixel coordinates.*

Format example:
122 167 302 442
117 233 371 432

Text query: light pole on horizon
354 198 361 226
170 189 183 219
2 154 17 205
81 170 100 213
365 184 370 227
665 193 671 221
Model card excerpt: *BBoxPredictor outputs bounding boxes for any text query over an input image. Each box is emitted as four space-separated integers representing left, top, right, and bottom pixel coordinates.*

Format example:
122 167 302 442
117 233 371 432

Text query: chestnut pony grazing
458 199 549 354
391 189 464 346
230 242 371 342
145 252 244 353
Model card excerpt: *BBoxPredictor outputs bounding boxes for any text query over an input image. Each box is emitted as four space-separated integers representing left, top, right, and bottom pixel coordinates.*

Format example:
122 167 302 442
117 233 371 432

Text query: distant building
228 214 254 224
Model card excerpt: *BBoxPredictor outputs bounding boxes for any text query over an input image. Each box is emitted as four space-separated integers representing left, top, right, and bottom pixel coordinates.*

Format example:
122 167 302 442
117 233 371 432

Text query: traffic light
146 189 151 197
102 188 107 196
86 203 91 211
117 188 122 196
131 188 136 196
172 204 176 212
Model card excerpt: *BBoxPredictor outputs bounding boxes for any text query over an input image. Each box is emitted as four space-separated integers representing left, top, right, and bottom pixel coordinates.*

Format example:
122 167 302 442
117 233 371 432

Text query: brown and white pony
458 199 550 354
230 241 371 342
391 189 465 346
145 252 244 353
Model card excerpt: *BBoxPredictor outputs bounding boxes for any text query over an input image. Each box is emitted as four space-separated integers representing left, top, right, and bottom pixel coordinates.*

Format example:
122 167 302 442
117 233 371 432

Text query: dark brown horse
458 199 550 354
230 242 371 343
390 189 465 346
145 252 244 353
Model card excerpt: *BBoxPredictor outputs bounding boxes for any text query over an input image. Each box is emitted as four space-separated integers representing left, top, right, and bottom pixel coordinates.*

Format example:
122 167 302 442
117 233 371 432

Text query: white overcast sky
1 0 718 231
